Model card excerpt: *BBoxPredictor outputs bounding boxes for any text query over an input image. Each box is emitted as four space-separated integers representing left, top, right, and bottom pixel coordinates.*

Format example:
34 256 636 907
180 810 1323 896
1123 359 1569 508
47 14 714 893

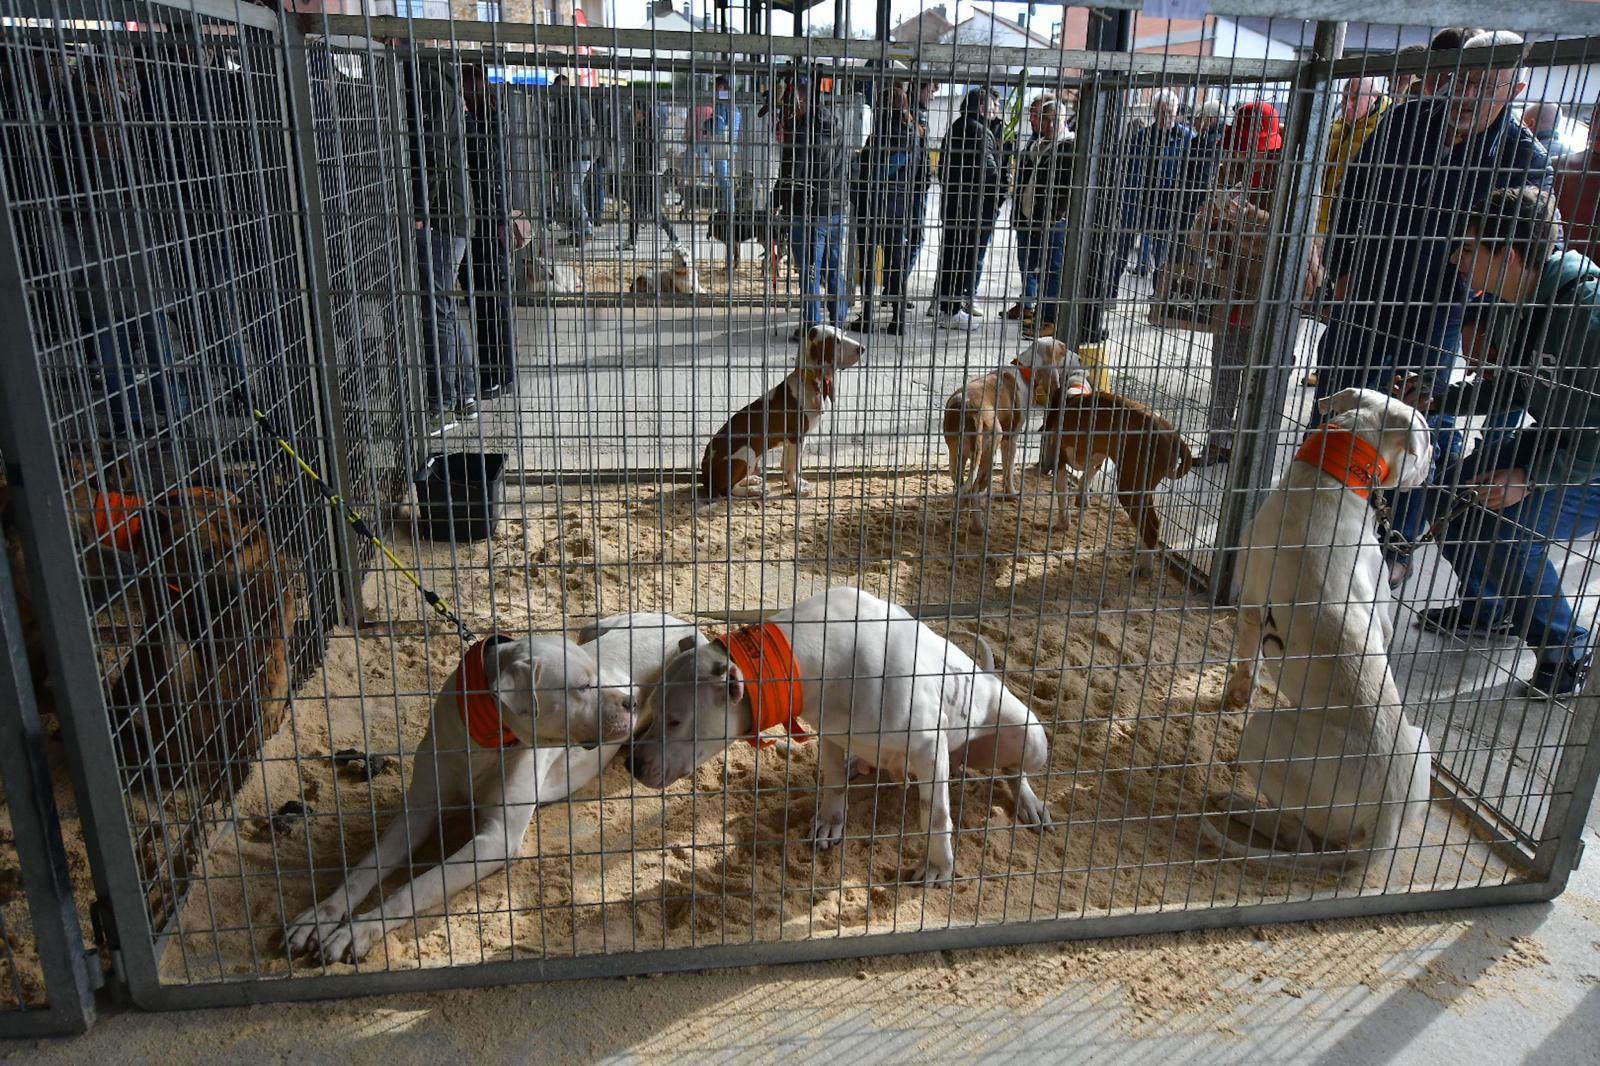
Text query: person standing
623 95 682 250
1116 89 1194 277
933 87 1004 331
847 84 929 335
407 53 475 433
780 76 849 340
710 74 740 216
462 64 529 401
1322 30 1550 577
1015 98 1076 340
1302 75 1391 388
1188 103 1304 467
548 73 594 246
905 79 937 284
1005 95 1052 328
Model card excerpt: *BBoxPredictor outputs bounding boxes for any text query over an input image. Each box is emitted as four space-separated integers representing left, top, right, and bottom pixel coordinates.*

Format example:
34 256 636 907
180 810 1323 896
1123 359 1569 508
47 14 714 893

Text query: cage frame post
1208 19 1345 603
281 18 368 631
0 117 157 1018
0 523 100 1036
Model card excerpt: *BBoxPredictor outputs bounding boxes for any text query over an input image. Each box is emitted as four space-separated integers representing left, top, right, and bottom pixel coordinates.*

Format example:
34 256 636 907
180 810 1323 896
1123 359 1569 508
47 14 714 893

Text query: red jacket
1555 149 1600 262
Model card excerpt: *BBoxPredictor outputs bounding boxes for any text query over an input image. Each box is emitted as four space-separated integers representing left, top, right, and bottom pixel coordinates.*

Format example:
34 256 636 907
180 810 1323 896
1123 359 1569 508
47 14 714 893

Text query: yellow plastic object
1076 343 1110 392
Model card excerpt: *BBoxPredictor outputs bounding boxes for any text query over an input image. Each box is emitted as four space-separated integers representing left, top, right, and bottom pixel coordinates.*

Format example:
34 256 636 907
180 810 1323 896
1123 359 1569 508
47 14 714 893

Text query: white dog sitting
1214 388 1435 864
285 617 696 963
625 586 1053 885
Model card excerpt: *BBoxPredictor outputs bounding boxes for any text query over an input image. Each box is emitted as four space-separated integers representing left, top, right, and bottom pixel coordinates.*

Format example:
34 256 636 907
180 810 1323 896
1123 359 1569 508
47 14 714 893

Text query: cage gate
1 0 1600 1014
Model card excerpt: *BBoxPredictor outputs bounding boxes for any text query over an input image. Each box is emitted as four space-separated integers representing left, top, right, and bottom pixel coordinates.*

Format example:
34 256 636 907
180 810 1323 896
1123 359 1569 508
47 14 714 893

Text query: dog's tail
959 425 997 495
1170 438 1195 481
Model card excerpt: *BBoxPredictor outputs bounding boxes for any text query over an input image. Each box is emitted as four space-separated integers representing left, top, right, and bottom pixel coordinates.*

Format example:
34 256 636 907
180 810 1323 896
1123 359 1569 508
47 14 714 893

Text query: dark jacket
850 111 930 221
780 103 847 219
407 57 472 235
1438 251 1600 487
940 104 1005 224
547 84 593 165
1326 97 1551 349
1120 120 1196 226
465 95 510 237
1014 133 1076 227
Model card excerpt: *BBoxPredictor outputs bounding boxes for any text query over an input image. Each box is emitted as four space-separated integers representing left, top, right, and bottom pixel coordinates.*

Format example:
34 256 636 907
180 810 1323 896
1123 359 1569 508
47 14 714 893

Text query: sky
611 0 1052 40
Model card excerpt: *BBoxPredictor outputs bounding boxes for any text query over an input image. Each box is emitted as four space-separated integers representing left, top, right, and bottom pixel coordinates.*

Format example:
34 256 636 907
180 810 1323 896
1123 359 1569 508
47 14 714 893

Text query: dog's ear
822 332 864 370
1315 388 1367 417
677 633 699 653
488 644 540 721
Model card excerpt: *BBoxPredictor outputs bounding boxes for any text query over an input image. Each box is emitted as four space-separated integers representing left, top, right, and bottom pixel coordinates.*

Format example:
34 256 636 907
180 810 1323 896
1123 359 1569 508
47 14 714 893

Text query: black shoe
845 316 870 332
1197 443 1232 468
454 397 480 421
1416 604 1512 638
882 319 905 336
1526 653 1592 700
479 379 514 401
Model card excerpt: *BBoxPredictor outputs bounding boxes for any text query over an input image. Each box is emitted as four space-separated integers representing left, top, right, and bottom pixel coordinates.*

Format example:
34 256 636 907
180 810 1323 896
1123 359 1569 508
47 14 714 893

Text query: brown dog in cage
699 323 865 498
1037 389 1195 576
943 337 1075 527
102 486 299 792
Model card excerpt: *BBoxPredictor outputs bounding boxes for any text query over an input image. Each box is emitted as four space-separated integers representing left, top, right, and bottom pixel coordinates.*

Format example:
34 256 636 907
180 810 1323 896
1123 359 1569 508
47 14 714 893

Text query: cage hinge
1572 839 1587 872
89 899 125 989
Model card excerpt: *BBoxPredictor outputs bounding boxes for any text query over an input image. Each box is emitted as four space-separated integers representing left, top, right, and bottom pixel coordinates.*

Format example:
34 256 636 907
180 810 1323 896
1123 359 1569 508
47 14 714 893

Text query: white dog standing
625 586 1053 885
286 617 696 963
1215 388 1435 863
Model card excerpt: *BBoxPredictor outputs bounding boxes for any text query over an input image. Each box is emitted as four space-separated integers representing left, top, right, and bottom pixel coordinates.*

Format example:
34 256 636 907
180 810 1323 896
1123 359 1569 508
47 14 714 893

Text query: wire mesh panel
5 0 1600 1011
0 0 345 993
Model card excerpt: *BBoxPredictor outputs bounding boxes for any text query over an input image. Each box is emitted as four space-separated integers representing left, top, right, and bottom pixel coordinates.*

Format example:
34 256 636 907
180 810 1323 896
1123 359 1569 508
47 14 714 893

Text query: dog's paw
317 915 388 964
808 807 846 851
284 903 345 956
913 849 955 887
1012 786 1051 830
790 477 814 498
1225 675 1256 709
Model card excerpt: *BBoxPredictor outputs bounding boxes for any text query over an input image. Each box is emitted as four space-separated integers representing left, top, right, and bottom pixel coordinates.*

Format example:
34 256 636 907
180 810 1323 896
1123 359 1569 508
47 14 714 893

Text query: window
477 1 502 21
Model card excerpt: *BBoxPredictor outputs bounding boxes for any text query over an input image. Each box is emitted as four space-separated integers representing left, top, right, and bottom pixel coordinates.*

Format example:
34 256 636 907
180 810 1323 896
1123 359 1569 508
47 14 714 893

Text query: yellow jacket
1317 95 1392 234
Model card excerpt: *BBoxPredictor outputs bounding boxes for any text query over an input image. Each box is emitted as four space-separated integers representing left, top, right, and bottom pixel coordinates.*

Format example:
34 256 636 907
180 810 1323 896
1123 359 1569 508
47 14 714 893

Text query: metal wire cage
2 0 1600 1016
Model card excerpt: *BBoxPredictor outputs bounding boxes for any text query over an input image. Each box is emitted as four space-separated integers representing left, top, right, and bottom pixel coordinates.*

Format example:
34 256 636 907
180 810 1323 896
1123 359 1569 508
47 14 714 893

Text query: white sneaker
938 309 977 332
427 414 460 437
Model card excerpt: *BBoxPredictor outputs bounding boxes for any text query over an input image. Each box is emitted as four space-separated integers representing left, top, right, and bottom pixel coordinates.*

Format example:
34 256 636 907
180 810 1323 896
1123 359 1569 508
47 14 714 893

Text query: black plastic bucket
413 452 507 543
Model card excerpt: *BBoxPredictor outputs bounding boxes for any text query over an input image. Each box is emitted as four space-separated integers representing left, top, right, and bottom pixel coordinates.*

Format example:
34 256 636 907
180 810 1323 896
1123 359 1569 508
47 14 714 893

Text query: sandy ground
6 855 1598 1064
139 473 1507 985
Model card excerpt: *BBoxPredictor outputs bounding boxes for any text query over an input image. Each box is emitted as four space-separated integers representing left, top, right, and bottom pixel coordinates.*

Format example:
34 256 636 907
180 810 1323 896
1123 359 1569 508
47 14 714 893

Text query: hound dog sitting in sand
1211 388 1434 866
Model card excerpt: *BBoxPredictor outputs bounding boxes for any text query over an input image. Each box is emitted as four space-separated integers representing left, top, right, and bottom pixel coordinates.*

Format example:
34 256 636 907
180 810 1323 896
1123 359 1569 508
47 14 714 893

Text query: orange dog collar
456 635 520 749
1010 358 1034 385
717 622 811 748
1295 425 1389 498
92 486 230 554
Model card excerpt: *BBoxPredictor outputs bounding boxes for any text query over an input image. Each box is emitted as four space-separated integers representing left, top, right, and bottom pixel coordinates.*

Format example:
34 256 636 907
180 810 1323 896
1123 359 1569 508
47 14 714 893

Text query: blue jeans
415 227 474 413
794 214 847 327
556 159 592 236
1035 220 1070 326
586 159 607 224
1419 433 1600 665
1016 224 1041 305
61 224 188 435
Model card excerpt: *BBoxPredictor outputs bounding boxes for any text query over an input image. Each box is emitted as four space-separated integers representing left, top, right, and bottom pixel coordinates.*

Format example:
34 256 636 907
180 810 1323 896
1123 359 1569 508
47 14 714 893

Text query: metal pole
281 20 368 629
1057 8 1133 356
1207 19 1345 603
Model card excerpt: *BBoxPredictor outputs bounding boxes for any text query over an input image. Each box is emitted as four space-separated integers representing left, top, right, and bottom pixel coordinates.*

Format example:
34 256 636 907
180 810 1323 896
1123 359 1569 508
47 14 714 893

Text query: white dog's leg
285 740 449 956
808 741 849 851
1227 606 1265 709
318 800 537 964
729 475 768 498
783 441 812 497
908 742 955 886
998 433 1019 497
1050 464 1076 534
1010 774 1050 828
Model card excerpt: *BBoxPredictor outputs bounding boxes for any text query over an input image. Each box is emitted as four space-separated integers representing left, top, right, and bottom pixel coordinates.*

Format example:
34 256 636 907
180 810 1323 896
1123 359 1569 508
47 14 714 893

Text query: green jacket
1438 250 1600 487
